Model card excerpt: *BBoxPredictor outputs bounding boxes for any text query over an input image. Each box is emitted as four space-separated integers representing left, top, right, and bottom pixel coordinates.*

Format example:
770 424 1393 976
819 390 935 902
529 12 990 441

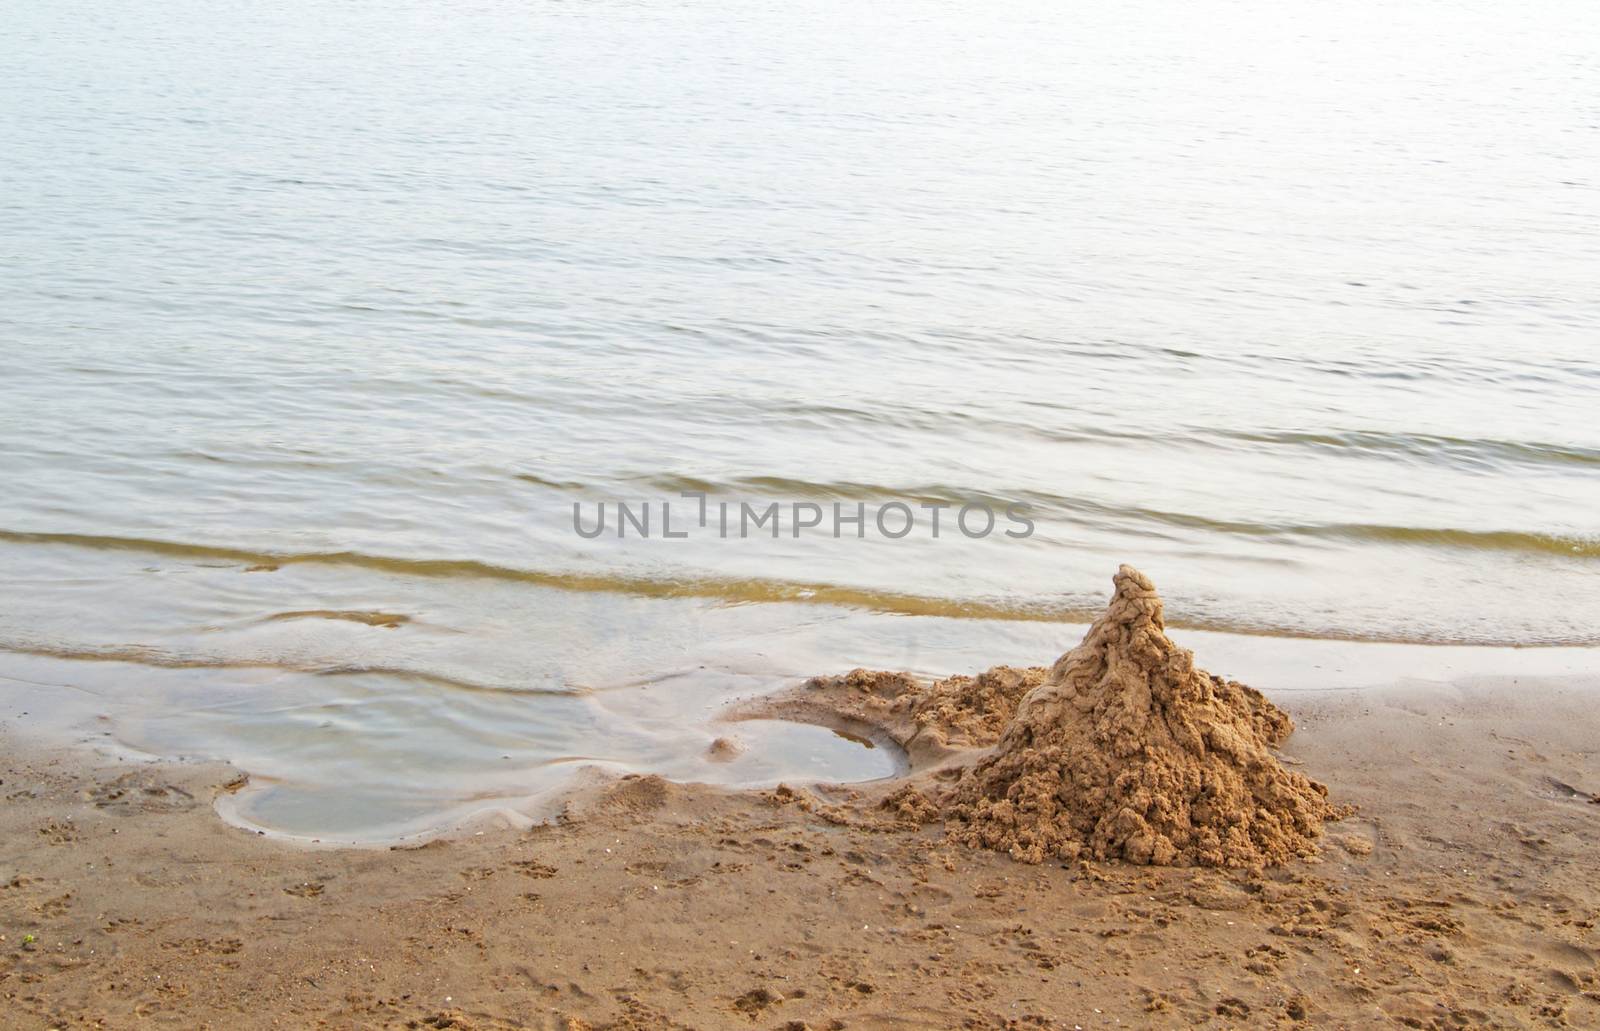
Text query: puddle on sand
214 717 903 846
695 718 904 787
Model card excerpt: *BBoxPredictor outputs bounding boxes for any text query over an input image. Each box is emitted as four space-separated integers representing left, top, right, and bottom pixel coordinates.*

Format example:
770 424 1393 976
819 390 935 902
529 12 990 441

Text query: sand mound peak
947 564 1336 867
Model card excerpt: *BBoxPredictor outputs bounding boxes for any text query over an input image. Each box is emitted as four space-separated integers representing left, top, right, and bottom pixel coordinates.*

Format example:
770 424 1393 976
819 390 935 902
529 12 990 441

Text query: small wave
262 610 411 627
745 401 1600 475
1105 511 1600 559
558 486 1600 558
1203 429 1600 473
0 641 575 698
3 528 1598 645
0 527 1103 620
1306 524 1600 556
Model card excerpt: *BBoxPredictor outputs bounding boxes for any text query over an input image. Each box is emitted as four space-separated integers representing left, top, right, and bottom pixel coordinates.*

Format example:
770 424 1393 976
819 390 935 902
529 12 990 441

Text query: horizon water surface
3 0 1599 840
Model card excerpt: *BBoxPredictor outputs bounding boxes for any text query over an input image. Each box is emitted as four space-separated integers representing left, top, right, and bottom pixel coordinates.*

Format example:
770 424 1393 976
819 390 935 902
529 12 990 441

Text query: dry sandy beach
4 667 1598 1029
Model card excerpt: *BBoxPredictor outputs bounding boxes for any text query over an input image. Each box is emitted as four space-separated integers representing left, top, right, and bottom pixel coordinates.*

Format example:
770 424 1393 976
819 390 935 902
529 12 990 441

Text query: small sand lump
706 736 744 762
946 564 1338 868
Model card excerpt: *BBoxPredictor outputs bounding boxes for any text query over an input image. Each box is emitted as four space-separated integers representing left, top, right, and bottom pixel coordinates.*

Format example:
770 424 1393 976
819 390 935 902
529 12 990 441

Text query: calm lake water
3 0 1598 839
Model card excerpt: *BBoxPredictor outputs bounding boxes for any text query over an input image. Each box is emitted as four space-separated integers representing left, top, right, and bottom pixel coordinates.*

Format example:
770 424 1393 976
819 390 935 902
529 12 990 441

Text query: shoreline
4 672 1599 1028
12 627 1600 851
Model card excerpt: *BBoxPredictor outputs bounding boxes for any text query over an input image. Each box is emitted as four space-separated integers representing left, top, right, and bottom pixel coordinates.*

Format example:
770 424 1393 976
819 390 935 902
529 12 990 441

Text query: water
3 0 1598 840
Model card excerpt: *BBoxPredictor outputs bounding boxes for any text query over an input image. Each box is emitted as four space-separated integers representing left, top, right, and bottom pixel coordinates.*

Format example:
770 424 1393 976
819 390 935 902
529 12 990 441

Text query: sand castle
943 564 1338 867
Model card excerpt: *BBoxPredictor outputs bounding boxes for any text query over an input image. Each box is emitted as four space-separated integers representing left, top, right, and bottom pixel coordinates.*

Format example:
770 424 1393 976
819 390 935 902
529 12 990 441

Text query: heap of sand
942 564 1339 867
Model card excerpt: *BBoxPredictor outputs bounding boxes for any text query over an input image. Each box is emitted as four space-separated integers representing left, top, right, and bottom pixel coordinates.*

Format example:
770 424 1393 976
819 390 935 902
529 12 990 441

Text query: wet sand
2 675 1598 1029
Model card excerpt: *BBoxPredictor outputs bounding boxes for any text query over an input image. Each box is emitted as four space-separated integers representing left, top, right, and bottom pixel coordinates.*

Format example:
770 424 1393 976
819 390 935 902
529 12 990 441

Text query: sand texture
4 678 1600 1028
